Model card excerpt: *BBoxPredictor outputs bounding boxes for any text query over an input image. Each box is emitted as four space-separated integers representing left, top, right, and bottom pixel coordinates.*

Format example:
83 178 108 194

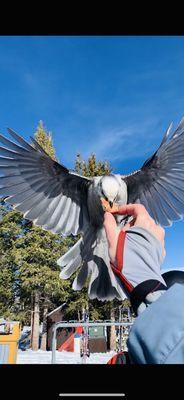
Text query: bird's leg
120 214 131 225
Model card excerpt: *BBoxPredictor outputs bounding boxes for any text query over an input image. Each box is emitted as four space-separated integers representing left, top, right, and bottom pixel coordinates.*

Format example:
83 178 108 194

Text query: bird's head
99 175 120 209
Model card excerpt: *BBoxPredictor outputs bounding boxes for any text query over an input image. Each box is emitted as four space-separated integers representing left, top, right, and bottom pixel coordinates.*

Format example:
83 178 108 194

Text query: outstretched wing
123 118 184 227
0 128 91 235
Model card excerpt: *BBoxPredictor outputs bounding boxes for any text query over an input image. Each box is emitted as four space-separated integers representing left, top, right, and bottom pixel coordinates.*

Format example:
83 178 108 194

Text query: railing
51 321 133 364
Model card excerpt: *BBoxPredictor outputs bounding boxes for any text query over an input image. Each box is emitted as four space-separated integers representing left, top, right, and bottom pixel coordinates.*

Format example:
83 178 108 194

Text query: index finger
111 203 149 218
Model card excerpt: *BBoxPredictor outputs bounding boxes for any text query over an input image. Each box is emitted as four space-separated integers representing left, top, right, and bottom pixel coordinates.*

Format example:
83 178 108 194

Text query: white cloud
81 117 161 163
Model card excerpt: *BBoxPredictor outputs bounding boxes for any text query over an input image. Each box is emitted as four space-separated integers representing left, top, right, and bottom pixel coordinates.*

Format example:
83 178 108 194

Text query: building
46 303 69 350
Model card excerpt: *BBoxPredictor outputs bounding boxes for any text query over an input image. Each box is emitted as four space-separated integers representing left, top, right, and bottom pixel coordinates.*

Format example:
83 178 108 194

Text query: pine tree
75 153 111 178
34 121 57 161
17 221 72 350
0 202 23 320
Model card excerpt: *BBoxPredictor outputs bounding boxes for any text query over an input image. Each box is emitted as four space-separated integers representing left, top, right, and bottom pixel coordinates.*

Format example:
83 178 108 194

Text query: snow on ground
17 349 116 364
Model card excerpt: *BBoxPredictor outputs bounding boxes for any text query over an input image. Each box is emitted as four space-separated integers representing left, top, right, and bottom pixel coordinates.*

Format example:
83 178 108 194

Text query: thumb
103 212 120 261
103 212 117 243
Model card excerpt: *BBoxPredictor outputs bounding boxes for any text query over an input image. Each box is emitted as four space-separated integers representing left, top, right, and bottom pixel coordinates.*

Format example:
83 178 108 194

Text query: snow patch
17 349 116 364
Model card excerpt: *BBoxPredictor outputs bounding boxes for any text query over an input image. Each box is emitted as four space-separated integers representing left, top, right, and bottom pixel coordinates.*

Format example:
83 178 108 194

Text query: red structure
58 326 83 352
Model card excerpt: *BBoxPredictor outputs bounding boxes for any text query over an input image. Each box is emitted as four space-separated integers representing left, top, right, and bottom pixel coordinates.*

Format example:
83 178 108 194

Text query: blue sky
0 35 184 271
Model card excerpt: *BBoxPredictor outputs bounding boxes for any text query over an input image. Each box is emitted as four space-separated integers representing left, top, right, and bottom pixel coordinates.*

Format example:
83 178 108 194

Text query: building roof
47 303 67 317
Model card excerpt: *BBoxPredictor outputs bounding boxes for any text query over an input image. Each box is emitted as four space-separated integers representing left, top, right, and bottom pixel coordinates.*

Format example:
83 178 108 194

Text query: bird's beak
101 198 118 213
109 201 113 208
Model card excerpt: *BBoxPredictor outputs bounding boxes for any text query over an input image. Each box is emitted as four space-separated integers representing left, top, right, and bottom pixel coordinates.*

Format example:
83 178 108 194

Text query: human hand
103 203 166 263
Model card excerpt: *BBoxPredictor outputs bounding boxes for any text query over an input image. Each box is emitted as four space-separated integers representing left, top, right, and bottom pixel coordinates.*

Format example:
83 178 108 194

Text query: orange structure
0 322 21 364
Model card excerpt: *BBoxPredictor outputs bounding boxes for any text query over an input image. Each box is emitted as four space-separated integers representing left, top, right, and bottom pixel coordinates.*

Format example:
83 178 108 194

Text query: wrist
126 225 165 265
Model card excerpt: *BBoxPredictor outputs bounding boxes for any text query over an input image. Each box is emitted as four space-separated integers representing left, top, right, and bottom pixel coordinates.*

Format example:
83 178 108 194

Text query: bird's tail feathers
58 227 127 301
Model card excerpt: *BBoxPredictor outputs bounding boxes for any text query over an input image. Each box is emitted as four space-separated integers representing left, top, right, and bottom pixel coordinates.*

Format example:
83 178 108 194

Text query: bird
0 118 184 301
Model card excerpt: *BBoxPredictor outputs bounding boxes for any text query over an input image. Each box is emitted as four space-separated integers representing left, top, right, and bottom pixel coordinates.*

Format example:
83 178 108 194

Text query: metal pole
51 325 57 364
118 307 123 352
81 308 90 364
53 321 132 329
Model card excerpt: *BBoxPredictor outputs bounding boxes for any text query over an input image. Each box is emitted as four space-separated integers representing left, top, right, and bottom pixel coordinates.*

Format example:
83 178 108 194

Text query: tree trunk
31 291 40 351
110 307 116 351
30 294 34 346
77 309 81 321
40 299 49 351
